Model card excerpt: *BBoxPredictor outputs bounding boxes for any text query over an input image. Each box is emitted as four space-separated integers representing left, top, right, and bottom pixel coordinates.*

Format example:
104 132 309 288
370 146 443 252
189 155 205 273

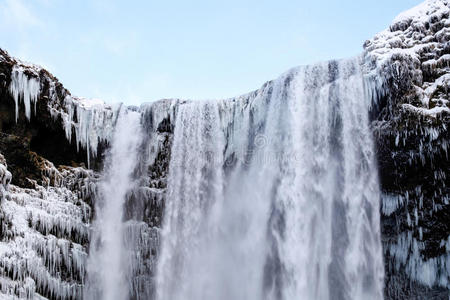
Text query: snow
403 103 450 117
364 0 450 119
74 97 106 108
393 0 449 24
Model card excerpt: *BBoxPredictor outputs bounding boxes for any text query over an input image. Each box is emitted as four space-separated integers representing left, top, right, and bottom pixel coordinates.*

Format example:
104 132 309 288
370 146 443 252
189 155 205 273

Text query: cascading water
84 109 143 300
3 2 449 298
156 57 384 300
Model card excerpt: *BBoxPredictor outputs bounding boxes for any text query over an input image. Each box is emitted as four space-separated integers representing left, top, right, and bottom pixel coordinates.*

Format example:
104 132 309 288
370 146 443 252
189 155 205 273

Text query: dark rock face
0 133 45 188
373 96 450 299
0 49 104 188
365 1 450 297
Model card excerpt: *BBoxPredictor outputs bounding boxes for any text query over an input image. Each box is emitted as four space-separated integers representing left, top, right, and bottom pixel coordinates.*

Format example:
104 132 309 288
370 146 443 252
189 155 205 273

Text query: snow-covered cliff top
366 0 449 62
393 0 449 26
364 0 450 117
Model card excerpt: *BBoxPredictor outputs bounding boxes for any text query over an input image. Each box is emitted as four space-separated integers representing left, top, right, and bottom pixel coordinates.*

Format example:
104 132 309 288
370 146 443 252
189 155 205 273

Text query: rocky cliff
364 0 450 298
0 0 449 299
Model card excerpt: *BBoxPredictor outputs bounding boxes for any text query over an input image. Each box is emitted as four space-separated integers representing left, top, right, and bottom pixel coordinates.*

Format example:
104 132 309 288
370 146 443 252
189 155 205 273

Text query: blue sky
0 0 422 105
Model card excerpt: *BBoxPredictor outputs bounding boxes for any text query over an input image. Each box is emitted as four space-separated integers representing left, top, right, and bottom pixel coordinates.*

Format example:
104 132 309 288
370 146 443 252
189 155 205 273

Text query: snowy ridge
393 0 450 27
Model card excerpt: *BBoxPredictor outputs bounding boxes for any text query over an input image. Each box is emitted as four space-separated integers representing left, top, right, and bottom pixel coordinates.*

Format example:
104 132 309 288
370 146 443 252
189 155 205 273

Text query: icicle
9 66 40 122
0 158 94 299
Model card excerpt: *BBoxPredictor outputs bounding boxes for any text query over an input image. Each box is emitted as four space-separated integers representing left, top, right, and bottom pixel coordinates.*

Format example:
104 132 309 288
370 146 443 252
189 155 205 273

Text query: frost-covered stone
0 154 11 201
0 154 97 299
364 1 450 298
365 0 450 117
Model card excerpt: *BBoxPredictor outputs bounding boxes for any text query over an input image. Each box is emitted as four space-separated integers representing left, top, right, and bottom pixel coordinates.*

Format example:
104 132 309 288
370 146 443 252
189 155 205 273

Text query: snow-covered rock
364 1 450 298
365 0 450 117
0 154 97 299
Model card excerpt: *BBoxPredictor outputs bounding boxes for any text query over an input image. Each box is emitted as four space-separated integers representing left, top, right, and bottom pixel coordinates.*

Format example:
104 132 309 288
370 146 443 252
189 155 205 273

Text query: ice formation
52 96 120 166
0 158 96 299
387 231 450 288
5 57 119 165
0 0 448 299
9 66 40 122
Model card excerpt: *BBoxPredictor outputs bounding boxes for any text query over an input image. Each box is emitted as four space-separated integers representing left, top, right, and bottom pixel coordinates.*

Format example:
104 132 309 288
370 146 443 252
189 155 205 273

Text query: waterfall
77 57 384 300
84 108 143 300
156 101 227 299
156 57 384 300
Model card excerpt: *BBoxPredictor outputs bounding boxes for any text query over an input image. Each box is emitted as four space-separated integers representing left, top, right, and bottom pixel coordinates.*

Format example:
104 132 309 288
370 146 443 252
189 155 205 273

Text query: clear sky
0 0 423 105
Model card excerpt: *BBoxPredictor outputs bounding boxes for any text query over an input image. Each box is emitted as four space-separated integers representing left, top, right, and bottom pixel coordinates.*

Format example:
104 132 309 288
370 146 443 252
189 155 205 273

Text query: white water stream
84 109 142 300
